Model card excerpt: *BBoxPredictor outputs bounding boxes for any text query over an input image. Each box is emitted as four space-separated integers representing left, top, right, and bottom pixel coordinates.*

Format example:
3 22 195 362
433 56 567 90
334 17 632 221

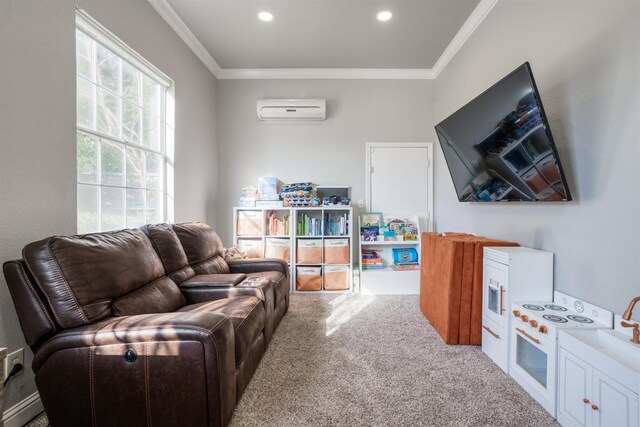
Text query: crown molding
147 0 222 77
218 68 435 80
431 0 500 78
148 0 498 80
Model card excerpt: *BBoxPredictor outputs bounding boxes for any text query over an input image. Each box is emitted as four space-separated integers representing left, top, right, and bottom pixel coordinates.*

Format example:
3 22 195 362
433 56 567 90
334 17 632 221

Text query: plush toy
224 246 246 261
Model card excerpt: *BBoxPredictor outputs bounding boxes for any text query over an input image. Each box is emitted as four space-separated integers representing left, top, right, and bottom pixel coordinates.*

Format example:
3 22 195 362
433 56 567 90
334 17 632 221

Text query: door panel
558 348 591 427
369 145 431 231
592 370 639 427
483 259 507 327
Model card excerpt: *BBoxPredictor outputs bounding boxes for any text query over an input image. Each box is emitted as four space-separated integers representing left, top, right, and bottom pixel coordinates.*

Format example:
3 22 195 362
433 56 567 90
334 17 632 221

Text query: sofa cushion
141 223 196 284
173 223 230 274
180 274 247 289
178 296 265 366
23 229 181 328
112 277 185 316
245 271 287 303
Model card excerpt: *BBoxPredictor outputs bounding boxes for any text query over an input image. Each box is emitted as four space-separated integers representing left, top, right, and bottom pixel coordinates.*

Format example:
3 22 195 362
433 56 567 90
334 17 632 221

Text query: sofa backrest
172 223 230 275
22 229 186 329
141 224 196 284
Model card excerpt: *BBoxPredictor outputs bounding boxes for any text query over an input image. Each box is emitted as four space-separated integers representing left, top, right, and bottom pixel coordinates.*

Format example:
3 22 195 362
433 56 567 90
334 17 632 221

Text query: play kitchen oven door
483 259 507 328
509 318 557 415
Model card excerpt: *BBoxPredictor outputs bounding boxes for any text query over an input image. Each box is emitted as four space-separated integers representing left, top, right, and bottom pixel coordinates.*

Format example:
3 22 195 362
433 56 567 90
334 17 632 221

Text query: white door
558 348 592 427
367 143 433 232
592 370 639 427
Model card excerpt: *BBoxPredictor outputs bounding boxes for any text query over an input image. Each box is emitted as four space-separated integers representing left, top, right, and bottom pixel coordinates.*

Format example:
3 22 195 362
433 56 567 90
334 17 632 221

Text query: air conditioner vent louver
257 99 326 121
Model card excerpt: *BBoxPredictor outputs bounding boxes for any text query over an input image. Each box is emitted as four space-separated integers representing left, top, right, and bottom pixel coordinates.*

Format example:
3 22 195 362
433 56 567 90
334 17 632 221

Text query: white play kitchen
481 247 640 426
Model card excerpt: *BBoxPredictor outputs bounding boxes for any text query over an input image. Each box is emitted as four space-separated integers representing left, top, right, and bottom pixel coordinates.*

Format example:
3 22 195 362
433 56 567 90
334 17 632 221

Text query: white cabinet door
558 349 592 427
592 369 639 427
483 259 508 328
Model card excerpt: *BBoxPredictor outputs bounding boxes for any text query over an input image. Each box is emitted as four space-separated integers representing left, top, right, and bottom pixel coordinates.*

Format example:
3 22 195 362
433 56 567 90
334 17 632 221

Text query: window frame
75 8 175 233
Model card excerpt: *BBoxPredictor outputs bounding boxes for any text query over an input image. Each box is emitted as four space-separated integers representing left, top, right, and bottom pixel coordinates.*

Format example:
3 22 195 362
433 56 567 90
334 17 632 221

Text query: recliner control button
123 348 137 363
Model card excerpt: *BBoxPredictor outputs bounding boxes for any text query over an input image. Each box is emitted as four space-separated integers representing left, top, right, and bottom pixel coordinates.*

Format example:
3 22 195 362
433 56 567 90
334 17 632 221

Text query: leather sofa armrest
33 311 236 427
227 258 289 277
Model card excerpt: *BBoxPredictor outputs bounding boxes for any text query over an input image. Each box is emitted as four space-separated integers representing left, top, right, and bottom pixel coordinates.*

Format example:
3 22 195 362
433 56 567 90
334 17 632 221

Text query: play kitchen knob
529 320 538 328
583 398 590 404
512 310 521 317
521 314 529 322
539 325 548 334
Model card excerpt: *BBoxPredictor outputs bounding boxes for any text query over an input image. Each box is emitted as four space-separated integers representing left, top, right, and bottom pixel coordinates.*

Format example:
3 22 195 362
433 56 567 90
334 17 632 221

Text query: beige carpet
231 294 557 427
28 294 557 426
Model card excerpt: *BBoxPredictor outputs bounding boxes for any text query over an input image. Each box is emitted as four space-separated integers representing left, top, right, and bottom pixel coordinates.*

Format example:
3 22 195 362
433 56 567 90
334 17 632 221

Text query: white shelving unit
359 214 421 295
233 207 294 289
233 206 354 293
292 207 353 294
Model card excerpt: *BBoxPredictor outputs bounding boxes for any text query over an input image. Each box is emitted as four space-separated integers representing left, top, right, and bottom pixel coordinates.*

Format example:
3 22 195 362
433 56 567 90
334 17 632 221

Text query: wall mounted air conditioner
257 99 326 121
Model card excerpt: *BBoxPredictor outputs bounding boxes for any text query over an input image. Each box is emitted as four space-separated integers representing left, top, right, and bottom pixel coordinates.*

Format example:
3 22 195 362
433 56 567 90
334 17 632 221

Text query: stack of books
361 249 383 270
324 212 349 236
297 214 322 236
267 212 290 236
391 262 419 271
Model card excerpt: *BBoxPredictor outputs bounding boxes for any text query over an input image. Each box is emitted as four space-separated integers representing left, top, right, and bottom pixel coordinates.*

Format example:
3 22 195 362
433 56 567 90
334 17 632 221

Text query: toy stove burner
544 304 568 312
543 314 568 323
567 315 593 324
523 304 544 311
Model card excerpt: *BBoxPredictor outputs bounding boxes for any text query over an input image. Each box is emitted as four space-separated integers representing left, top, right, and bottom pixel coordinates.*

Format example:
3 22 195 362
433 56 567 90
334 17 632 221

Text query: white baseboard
2 392 43 427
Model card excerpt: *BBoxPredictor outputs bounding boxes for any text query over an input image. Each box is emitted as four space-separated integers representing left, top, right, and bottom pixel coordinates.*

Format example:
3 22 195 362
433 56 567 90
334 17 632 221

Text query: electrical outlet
357 199 364 208
3 348 24 382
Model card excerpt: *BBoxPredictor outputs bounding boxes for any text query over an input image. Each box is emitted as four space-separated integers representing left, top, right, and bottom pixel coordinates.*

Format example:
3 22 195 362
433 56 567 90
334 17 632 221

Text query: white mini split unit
257 99 326 121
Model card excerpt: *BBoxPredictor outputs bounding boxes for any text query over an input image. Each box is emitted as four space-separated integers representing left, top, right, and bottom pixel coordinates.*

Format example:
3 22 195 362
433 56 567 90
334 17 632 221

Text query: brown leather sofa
2 222 290 427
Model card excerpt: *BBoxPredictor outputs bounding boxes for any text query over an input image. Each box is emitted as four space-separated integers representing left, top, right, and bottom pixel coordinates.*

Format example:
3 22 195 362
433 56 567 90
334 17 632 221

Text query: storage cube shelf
233 207 354 293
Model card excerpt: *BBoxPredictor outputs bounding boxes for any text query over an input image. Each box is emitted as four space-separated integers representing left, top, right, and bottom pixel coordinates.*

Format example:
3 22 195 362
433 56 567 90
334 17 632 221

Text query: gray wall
433 0 640 318
216 79 433 244
0 0 77 409
0 0 218 411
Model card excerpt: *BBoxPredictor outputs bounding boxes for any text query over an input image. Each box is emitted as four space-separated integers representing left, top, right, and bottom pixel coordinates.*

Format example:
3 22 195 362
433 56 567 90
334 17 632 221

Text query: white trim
2 392 43 427
431 0 500 78
76 7 173 88
365 142 434 232
147 0 498 80
147 0 222 78
218 68 434 80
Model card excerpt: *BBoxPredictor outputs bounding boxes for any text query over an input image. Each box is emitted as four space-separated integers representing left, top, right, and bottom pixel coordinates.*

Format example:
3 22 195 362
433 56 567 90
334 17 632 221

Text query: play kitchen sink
557 316 640 427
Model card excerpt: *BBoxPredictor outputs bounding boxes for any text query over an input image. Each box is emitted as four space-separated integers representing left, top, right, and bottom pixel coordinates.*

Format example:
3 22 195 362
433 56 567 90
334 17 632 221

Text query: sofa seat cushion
180 274 248 289
178 296 265 366
245 272 287 303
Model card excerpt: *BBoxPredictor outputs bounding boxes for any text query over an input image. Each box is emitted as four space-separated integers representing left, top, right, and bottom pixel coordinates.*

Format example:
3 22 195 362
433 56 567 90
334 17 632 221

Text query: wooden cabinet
558 348 638 427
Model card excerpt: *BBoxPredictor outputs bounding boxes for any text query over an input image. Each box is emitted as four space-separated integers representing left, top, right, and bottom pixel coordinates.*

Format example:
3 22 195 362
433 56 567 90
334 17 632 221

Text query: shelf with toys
358 213 421 295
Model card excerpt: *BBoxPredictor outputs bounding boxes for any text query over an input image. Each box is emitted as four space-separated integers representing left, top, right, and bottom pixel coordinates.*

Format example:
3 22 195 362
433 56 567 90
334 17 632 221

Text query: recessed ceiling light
377 11 392 22
258 11 274 22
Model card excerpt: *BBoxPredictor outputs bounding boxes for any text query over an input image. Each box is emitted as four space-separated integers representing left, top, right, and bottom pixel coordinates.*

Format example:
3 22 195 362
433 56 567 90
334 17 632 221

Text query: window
75 10 174 234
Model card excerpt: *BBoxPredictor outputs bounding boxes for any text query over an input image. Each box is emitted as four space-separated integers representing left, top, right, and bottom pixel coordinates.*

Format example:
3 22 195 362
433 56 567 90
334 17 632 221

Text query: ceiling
150 0 499 79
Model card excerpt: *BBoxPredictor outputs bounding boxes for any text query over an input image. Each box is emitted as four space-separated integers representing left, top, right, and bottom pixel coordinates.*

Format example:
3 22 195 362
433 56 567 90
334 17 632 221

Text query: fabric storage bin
237 239 263 258
296 239 323 264
296 266 322 291
323 265 350 291
264 238 290 262
237 210 263 236
323 238 350 264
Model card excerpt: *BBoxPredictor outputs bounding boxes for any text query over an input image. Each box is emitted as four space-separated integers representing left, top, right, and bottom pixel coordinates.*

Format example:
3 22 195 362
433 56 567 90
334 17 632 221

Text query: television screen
435 62 572 202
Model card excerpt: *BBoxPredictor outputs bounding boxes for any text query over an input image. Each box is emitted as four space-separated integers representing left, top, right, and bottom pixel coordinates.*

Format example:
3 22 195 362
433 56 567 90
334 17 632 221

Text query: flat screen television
435 62 572 202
